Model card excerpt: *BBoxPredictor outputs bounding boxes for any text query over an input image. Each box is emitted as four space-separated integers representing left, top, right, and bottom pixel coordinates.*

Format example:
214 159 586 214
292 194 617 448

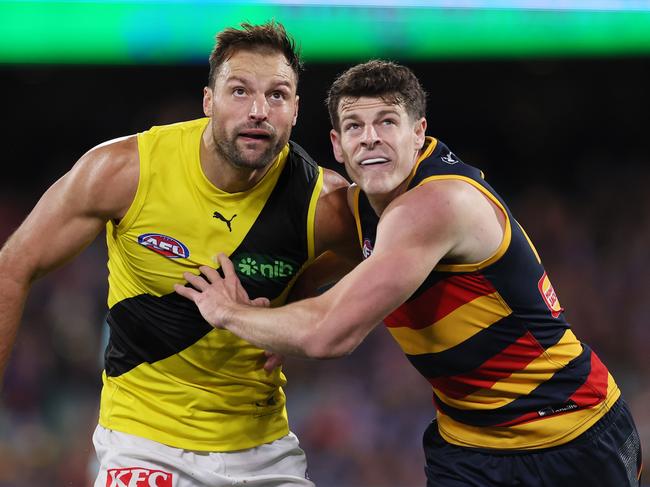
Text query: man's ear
330 129 345 164
203 87 213 117
292 95 299 127
414 117 427 149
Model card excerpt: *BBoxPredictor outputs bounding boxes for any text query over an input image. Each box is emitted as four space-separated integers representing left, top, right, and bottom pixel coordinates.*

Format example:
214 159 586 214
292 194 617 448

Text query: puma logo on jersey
213 211 237 232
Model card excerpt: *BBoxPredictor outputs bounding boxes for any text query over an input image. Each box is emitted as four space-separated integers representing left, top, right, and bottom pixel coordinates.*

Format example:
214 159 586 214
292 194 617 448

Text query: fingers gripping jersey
101 118 323 451
353 137 620 450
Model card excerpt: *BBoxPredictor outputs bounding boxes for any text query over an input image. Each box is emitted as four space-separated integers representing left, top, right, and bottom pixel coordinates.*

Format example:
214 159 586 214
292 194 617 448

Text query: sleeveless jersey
100 118 323 451
353 137 620 450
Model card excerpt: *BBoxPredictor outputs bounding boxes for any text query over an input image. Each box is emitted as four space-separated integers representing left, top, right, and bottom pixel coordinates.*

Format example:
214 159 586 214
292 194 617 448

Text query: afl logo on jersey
138 233 190 259
362 238 374 259
537 271 563 318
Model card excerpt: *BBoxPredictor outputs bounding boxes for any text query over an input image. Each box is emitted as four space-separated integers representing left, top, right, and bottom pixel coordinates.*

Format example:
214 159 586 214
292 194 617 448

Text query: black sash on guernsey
106 141 320 376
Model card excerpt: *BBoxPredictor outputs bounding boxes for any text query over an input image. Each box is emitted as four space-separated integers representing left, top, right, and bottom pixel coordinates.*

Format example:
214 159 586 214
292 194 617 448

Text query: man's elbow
301 331 362 360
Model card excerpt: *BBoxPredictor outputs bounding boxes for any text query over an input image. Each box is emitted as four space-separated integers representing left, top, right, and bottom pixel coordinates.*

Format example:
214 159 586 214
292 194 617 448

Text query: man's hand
174 253 269 328
262 351 285 372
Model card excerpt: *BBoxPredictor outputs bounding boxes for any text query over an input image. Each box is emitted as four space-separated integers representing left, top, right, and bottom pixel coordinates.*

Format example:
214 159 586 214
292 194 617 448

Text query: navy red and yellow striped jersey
353 136 620 450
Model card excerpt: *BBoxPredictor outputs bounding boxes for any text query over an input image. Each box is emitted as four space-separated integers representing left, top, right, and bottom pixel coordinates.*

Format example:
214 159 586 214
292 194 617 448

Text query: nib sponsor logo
234 254 297 280
106 467 172 487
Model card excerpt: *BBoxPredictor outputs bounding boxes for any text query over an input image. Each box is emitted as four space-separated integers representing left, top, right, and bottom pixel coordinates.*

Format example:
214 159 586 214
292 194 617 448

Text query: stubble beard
213 125 289 170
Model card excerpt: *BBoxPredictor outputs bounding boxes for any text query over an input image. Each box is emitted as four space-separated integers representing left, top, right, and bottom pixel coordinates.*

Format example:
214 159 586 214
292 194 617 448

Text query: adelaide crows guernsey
101 118 323 451
353 137 620 450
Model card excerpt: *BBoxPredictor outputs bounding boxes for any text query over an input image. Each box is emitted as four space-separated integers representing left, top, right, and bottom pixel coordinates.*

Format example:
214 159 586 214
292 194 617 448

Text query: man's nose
249 94 269 122
361 124 380 149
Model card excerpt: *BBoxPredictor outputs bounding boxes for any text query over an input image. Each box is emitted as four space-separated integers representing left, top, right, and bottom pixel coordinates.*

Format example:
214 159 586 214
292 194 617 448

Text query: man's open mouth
239 130 271 140
360 157 389 166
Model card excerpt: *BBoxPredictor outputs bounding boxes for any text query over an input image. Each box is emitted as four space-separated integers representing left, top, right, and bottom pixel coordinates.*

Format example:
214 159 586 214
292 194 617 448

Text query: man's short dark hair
208 21 303 88
326 60 427 131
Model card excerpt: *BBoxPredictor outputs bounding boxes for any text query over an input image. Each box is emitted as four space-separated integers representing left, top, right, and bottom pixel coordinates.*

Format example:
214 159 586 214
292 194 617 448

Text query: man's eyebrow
375 108 400 117
224 75 250 86
340 108 400 122
224 76 294 91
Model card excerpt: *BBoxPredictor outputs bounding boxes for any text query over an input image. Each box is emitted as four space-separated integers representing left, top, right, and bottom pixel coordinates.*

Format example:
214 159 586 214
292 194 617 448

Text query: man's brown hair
208 21 303 88
326 60 427 131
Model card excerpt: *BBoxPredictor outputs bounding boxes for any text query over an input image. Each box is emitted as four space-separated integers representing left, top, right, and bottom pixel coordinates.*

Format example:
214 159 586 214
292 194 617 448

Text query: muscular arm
288 168 361 301
0 137 138 384
177 179 505 359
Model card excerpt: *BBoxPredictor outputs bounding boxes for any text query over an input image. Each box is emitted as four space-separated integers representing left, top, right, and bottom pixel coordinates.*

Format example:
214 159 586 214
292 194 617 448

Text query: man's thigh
93 426 314 487
423 400 642 487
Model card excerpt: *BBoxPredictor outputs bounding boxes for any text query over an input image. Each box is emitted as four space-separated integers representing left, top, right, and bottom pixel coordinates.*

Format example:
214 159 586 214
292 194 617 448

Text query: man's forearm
0 274 30 385
222 299 320 358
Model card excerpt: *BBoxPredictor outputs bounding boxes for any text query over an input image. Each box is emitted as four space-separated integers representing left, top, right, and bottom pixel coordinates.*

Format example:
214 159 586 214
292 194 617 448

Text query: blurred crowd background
1 54 649 486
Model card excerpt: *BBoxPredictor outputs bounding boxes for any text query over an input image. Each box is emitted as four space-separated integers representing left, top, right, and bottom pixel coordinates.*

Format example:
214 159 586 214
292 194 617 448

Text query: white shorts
93 425 315 487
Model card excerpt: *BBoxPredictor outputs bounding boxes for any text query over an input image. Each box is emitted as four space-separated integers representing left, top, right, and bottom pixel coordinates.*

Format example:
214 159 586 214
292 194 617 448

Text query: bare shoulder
320 167 350 194
386 178 485 224
380 178 504 262
313 169 358 258
346 183 359 212
68 135 139 220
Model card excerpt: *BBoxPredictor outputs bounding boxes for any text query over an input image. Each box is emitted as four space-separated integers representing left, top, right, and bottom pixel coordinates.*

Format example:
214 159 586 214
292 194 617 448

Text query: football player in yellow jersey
0 22 359 487
176 60 642 486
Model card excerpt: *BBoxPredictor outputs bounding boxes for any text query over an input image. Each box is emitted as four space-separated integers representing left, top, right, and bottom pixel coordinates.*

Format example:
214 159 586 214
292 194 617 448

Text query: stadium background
0 1 648 485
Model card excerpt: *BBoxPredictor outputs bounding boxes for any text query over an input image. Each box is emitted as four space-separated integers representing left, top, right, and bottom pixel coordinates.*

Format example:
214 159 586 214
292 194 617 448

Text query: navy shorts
423 399 642 486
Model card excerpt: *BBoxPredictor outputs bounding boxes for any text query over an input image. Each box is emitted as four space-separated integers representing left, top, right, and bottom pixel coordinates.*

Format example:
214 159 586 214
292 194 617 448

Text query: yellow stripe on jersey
352 185 363 248
434 330 584 410
438 374 620 450
404 137 438 188
306 167 324 260
386 292 512 355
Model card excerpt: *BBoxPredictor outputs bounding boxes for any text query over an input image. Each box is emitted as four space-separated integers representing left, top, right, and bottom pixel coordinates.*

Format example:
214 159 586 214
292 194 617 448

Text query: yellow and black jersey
100 118 323 451
353 137 619 450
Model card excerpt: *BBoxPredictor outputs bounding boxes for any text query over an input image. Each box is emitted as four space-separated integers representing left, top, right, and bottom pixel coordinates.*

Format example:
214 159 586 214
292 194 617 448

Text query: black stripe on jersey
433 344 592 427
228 141 320 300
406 316 568 379
105 292 212 377
405 314 528 378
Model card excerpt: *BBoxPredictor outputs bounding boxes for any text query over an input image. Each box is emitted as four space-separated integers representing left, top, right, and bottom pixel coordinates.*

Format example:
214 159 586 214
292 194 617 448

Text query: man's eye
233 88 246 96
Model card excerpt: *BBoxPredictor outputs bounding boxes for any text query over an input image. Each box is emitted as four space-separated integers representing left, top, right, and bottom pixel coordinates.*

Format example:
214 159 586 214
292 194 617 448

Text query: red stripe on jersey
494 410 541 427
569 351 608 407
428 331 543 399
384 273 497 330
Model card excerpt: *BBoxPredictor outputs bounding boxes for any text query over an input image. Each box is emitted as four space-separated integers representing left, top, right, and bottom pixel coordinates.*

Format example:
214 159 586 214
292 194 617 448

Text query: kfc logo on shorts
537 271 564 319
106 468 173 487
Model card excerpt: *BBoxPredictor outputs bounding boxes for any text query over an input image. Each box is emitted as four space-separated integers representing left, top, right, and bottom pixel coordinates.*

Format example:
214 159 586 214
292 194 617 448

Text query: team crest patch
106 467 173 487
362 238 374 259
441 150 460 165
138 233 189 259
537 271 563 318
